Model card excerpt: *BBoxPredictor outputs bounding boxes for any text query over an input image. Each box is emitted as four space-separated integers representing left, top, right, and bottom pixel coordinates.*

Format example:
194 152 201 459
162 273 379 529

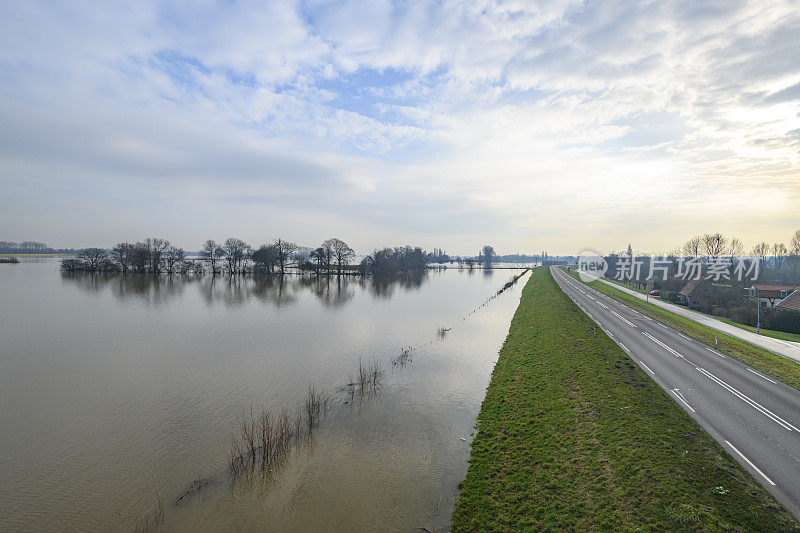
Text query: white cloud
0 0 798 254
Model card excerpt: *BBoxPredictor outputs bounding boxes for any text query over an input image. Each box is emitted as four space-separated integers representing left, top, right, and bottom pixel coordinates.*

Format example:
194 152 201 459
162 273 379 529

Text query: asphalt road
591 274 800 363
550 266 800 519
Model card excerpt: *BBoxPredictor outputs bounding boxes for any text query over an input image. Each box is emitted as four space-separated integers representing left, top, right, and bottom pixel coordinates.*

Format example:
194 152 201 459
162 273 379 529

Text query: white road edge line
671 388 696 413
697 368 798 432
705 347 725 358
642 331 684 359
725 440 776 486
638 361 654 375
619 343 629 353
747 368 777 384
609 309 636 328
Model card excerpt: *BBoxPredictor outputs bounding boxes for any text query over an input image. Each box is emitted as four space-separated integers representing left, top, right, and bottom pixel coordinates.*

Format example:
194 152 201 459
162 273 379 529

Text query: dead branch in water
228 385 330 479
393 346 414 366
175 477 217 505
134 491 164 533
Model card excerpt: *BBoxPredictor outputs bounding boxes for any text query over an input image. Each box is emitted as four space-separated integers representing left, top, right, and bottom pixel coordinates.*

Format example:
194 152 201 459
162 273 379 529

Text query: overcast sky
1 1 798 255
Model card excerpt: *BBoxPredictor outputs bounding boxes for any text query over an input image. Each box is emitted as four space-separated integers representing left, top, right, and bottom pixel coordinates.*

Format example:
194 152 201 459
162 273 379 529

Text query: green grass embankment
563 268 800 392
451 267 798 531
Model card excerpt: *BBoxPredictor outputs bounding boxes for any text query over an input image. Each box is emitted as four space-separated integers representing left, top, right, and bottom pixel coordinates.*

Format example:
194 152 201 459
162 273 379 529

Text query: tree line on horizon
60 237 357 275
58 237 470 276
610 229 800 285
0 241 78 254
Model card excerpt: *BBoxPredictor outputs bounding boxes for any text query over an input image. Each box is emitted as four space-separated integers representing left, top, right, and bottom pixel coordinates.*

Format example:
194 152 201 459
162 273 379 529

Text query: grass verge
563 268 800 392
451 267 798 531
715 318 800 344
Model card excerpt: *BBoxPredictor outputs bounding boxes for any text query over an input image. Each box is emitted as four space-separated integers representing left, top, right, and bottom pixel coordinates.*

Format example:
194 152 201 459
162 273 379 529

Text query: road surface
551 266 800 519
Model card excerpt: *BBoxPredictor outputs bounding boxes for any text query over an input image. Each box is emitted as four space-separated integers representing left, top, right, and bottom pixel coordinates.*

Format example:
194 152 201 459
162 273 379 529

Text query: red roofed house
776 290 800 311
748 284 798 307
679 279 702 307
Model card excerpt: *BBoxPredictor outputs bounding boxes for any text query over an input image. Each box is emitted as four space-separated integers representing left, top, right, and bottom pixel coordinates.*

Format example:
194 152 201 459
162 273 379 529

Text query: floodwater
0 258 529 531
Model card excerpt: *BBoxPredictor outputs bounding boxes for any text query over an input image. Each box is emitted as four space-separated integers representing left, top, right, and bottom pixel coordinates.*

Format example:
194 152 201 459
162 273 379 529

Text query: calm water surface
0 258 528 531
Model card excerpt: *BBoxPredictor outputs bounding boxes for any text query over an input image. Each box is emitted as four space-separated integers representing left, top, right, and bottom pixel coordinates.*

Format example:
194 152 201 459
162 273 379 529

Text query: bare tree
791 229 800 257
321 240 335 273
201 239 224 275
78 248 108 272
310 247 326 275
323 238 354 276
252 243 279 273
683 236 702 258
790 229 800 282
701 233 727 261
111 242 133 273
727 237 743 257
752 242 770 270
130 242 150 272
771 242 787 270
163 246 185 274
145 238 169 273
223 238 249 274
274 239 297 275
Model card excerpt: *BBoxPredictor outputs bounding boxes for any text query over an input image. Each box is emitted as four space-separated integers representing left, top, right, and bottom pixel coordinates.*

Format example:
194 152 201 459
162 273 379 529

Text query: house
679 280 703 307
747 284 797 307
679 279 736 310
776 290 800 311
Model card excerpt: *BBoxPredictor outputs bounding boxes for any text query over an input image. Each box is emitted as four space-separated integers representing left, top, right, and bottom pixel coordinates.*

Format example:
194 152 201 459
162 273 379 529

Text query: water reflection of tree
251 275 297 309
369 270 427 299
307 276 355 309
60 271 187 305
220 276 248 309
61 271 431 309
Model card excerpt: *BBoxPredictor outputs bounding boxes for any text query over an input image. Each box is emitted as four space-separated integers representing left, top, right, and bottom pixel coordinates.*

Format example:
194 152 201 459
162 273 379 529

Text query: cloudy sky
1 1 799 255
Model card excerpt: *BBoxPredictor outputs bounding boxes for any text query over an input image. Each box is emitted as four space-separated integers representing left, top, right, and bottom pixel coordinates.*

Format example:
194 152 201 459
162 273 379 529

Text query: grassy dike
451 267 798 531
563 268 800 392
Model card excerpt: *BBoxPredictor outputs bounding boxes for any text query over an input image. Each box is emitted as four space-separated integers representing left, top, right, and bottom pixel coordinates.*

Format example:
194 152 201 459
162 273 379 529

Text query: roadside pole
757 296 761 333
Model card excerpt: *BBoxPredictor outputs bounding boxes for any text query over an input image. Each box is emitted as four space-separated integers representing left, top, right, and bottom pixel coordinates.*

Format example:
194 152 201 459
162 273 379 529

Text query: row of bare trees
678 230 800 283
61 236 357 276
61 238 189 274
679 230 800 263
681 233 743 261
608 229 800 286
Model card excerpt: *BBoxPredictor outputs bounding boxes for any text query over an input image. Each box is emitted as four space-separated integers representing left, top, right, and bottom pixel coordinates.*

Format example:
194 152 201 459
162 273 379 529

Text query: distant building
678 279 736 310
678 279 721 309
747 284 797 307
679 280 701 307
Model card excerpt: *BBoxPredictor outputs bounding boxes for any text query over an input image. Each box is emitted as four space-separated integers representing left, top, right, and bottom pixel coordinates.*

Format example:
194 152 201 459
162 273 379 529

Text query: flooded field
0 258 528 531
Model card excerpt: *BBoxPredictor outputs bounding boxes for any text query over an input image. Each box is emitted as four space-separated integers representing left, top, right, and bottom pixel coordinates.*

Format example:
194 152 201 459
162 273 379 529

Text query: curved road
551 266 800 519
